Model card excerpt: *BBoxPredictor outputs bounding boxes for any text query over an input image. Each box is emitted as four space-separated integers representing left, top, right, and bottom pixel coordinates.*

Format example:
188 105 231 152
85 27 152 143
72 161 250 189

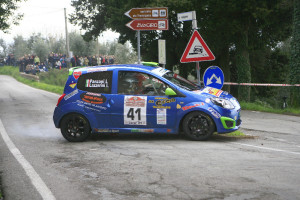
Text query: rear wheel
182 111 215 141
60 114 91 142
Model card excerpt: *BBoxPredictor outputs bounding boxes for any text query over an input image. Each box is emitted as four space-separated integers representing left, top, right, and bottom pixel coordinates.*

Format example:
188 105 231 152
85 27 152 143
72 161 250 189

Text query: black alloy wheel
182 111 215 141
60 114 91 142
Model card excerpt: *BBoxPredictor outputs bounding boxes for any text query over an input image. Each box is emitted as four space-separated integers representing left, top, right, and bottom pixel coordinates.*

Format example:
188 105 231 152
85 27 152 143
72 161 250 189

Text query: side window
118 71 168 96
77 71 112 93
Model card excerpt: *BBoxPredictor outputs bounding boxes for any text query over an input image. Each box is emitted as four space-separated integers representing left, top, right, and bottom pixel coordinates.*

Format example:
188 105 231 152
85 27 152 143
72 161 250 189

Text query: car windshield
163 72 199 91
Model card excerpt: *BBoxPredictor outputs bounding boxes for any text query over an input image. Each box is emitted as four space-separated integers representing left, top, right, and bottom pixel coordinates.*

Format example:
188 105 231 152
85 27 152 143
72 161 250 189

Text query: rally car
53 63 241 142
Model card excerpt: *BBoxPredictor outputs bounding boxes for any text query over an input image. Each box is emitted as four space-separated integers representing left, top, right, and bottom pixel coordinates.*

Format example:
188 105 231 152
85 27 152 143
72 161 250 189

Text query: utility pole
64 8 70 58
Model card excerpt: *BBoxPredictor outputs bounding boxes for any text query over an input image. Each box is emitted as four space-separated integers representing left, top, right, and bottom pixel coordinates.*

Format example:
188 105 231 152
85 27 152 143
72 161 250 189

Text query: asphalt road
0 75 300 200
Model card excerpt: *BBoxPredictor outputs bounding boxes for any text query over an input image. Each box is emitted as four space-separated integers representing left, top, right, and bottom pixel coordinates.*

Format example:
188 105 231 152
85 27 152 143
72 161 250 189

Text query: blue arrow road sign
203 66 224 89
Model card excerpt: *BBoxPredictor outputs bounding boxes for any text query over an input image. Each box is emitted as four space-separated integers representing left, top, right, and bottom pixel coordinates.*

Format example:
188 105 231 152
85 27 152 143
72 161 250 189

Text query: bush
39 69 69 87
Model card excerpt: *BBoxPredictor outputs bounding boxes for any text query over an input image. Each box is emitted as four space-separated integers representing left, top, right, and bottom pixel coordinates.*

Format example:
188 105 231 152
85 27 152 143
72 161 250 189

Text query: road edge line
0 119 56 200
231 142 300 156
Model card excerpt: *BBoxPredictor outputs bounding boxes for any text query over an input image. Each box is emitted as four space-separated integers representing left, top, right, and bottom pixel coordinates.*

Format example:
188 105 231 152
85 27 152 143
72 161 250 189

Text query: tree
10 35 30 59
0 38 7 57
290 0 300 107
0 0 25 32
32 38 49 63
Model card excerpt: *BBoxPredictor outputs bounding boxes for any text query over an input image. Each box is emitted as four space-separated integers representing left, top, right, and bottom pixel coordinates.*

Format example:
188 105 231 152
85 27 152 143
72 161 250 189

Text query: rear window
77 71 112 93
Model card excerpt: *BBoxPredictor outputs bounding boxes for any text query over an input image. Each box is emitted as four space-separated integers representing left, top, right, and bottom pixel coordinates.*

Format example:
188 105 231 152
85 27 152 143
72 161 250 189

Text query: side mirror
165 88 177 96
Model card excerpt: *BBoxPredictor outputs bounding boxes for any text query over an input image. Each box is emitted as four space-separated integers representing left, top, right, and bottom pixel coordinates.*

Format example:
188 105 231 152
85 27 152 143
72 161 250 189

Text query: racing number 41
127 108 141 121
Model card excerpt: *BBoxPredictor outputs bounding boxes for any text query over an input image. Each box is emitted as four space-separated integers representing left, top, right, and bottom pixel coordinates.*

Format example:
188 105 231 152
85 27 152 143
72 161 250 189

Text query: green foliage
0 0 25 32
32 38 50 62
240 101 300 115
39 69 69 87
290 0 300 107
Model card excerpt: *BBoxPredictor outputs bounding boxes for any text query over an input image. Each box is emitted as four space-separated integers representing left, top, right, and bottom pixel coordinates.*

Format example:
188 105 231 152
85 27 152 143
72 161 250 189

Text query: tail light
56 94 66 106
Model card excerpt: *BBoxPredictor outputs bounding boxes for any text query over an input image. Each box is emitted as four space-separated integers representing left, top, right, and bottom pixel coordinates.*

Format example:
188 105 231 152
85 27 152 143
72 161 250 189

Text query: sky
0 0 120 44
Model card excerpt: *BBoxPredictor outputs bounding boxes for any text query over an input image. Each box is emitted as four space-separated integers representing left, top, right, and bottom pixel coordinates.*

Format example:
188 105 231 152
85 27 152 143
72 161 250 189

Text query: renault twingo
53 64 241 142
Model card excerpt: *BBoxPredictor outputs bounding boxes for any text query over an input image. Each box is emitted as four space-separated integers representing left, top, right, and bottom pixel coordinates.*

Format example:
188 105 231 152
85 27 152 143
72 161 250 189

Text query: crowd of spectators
10 53 115 75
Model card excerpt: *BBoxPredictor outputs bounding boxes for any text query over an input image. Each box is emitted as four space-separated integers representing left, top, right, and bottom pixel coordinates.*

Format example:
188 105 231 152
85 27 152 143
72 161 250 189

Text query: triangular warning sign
180 30 215 63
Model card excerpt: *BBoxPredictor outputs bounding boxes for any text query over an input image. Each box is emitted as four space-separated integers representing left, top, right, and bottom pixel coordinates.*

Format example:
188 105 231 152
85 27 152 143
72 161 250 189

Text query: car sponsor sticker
194 87 223 97
148 98 175 109
124 96 147 125
182 102 204 111
87 67 108 72
80 92 106 104
73 71 82 79
131 129 154 133
208 107 221 118
85 79 109 88
64 89 78 100
157 108 167 125
151 67 169 76
69 83 76 88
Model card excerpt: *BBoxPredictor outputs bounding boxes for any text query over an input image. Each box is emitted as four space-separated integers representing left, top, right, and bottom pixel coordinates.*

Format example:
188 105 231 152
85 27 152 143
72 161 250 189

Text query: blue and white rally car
53 63 241 142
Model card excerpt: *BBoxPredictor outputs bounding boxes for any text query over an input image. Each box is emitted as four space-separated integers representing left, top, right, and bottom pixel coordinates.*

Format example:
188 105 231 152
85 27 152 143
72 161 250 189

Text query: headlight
210 97 234 109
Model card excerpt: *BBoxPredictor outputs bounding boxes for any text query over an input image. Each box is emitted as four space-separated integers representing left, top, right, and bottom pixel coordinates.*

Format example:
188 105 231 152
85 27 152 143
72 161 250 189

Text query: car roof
71 64 158 75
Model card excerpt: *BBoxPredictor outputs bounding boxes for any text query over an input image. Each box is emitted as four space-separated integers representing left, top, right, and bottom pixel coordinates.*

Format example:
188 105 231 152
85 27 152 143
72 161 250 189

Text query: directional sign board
177 11 193 22
203 66 224 89
126 19 168 31
125 7 168 19
180 30 215 63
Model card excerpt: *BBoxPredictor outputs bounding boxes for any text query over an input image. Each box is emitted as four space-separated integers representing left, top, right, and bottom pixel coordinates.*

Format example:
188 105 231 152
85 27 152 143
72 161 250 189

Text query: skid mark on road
231 142 300 156
0 119 56 200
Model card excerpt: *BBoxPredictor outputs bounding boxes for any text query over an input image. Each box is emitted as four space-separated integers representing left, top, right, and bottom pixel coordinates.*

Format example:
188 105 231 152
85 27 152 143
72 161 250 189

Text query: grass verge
0 66 64 94
240 101 300 116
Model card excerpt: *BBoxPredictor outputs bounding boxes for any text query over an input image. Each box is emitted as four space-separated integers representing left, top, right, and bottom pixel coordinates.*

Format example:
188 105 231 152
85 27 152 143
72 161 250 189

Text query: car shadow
86 133 256 142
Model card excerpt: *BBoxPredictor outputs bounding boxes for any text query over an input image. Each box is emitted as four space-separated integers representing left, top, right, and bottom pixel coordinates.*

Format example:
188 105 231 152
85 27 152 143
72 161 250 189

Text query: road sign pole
191 11 201 86
137 30 141 64
196 62 201 85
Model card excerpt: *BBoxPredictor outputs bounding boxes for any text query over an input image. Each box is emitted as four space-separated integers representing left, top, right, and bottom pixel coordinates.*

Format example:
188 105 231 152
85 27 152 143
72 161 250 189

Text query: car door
110 70 177 129
76 70 114 129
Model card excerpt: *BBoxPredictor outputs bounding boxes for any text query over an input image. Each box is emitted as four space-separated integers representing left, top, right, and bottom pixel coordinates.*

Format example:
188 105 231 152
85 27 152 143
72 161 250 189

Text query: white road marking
0 119 56 200
232 142 300 156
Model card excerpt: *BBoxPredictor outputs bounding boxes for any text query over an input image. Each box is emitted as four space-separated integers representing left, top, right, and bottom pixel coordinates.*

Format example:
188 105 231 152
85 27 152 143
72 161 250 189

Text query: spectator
34 55 40 65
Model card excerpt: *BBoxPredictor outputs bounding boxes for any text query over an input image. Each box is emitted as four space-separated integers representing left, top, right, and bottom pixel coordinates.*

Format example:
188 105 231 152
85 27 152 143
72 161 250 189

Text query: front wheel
60 113 91 142
182 111 215 141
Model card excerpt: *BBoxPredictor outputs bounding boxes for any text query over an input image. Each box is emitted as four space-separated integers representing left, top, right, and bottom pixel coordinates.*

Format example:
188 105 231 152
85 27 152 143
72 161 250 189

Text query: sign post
179 11 215 86
125 8 168 64
158 39 166 67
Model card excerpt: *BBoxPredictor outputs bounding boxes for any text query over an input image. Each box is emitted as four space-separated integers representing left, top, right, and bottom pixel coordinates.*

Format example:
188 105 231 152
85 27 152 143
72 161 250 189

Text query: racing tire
60 113 91 142
182 111 215 141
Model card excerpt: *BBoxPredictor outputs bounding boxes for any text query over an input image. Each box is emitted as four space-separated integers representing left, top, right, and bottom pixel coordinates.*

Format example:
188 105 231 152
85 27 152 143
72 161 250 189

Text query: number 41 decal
124 96 147 125
127 108 141 121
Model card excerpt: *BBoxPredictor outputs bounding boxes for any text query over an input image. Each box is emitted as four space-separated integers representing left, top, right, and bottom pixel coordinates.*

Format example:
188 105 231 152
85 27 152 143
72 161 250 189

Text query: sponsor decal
182 102 204 111
131 129 154 133
124 96 147 125
208 107 221 118
151 67 169 76
64 90 78 100
149 98 175 109
76 100 107 111
94 128 119 133
69 83 76 88
157 108 167 125
87 67 108 72
176 104 181 109
80 92 106 104
73 71 82 79
199 87 223 97
85 79 109 88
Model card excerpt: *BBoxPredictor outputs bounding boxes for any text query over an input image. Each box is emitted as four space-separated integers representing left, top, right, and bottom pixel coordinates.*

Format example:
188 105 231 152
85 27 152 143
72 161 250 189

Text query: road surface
0 75 300 200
